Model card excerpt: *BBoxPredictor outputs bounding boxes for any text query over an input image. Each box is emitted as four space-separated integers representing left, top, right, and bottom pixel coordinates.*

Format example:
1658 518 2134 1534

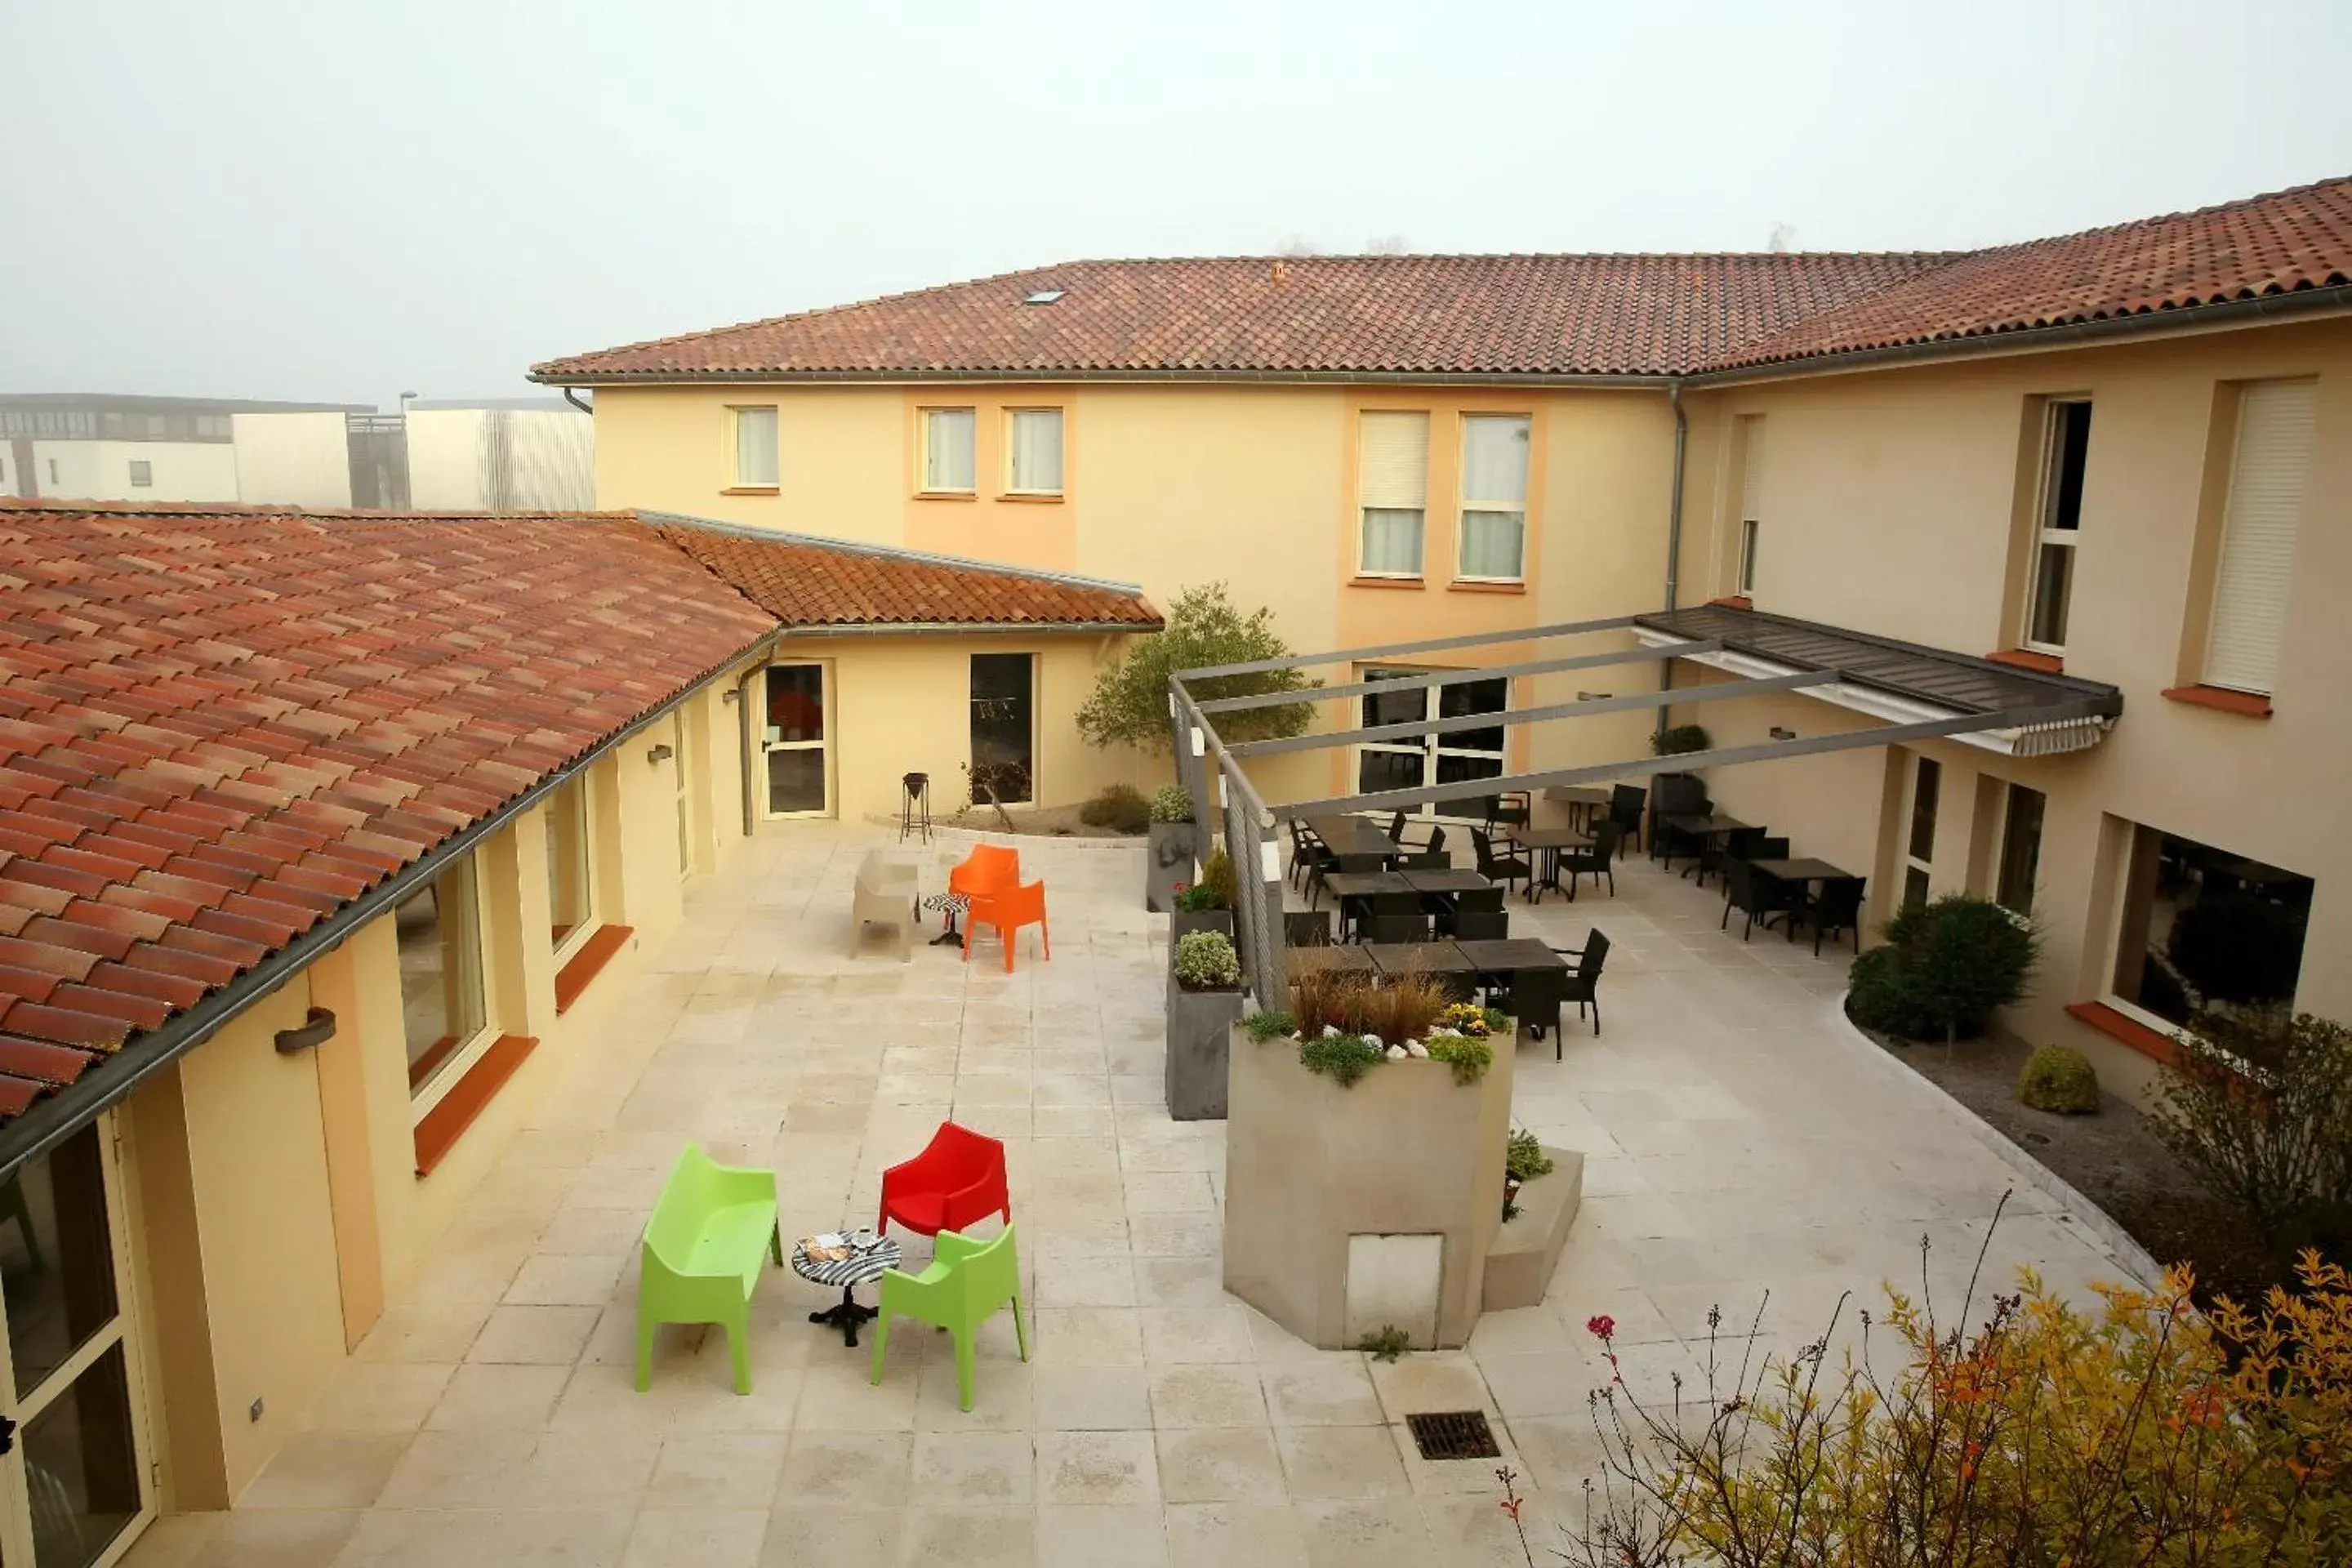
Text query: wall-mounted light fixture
1770 727 1797 741
648 743 675 764
274 1006 336 1055
720 688 741 704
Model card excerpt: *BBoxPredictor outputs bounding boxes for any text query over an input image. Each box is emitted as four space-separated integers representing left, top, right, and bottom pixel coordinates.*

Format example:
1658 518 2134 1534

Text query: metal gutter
561 387 594 416
1682 284 2352 388
0 631 782 1183
1656 377 1688 738
771 620 1160 638
534 368 1678 391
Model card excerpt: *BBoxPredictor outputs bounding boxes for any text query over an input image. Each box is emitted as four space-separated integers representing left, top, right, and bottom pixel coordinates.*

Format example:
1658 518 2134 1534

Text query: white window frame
1990 781 2044 919
1737 519 1759 596
1455 413 1530 584
408 858 500 1122
546 773 597 966
126 459 153 488
1004 407 1065 496
728 404 779 488
671 709 694 880
1356 411 1428 579
920 406 977 495
2021 399 2091 656
1900 753 1939 908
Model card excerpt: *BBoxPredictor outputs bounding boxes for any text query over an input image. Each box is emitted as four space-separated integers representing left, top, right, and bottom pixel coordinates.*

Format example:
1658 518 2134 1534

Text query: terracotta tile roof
1708 176 2352 372
531 252 1962 382
0 501 775 1129
642 516 1162 630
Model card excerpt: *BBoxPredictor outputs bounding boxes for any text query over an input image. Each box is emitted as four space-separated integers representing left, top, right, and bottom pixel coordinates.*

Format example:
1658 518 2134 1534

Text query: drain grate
1405 1409 1501 1461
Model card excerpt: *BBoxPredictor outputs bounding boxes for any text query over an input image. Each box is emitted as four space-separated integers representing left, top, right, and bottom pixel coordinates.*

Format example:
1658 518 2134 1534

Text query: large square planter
1223 1022 1516 1349
1165 980 1244 1120
1145 822 1199 912
1168 908 1233 947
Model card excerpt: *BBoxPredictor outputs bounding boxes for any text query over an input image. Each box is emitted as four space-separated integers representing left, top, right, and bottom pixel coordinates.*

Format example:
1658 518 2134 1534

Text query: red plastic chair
964 879 1049 971
877 1121 1011 1240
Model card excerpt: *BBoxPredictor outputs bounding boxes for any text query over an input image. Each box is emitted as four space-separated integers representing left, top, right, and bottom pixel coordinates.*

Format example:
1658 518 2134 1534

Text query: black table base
809 1285 879 1346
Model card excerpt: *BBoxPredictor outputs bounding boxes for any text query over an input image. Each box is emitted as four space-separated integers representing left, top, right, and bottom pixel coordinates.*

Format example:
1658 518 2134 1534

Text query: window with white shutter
922 408 976 493
1358 412 1428 577
2203 381 2315 695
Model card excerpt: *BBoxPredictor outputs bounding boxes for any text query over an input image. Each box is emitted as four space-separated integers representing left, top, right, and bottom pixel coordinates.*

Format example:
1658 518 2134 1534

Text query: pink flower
1586 1314 1616 1341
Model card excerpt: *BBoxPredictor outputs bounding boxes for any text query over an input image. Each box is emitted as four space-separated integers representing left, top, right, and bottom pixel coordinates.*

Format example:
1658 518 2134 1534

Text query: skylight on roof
1023 289 1065 305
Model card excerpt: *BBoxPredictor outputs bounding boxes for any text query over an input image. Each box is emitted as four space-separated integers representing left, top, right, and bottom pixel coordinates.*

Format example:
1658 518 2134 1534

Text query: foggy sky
5 0 2347 409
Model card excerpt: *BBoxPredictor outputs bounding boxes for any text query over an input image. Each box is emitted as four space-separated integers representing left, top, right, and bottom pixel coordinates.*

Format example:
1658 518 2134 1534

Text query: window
126 460 152 488
1902 755 1940 908
1993 783 2044 915
2023 399 2091 652
1354 668 1506 809
671 710 693 878
1458 414 1530 581
1007 408 1063 494
731 406 778 488
1735 415 1765 595
47 459 59 484
2203 380 2315 696
399 856 489 1102
2109 826 2310 1028
970 653 1036 804
922 408 976 493
546 776 594 955
1357 411 1428 577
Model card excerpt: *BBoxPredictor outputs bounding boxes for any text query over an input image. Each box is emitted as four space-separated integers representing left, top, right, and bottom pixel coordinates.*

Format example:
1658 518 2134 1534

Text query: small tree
1847 893 2040 1045
1076 583 1318 751
2154 1008 2352 1252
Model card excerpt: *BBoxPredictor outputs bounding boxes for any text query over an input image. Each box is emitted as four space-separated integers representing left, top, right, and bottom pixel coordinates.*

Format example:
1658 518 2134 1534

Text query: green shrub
1650 724 1711 756
1200 844 1237 908
1425 1034 1494 1085
2167 893 2307 1007
1242 1009 1295 1042
2154 1008 2352 1250
2018 1043 2100 1114
1846 893 2040 1043
1172 930 1241 990
1078 782 1150 833
1506 1128 1556 1183
1147 784 1194 824
1356 1324 1413 1362
1299 1033 1384 1087
1077 582 1319 749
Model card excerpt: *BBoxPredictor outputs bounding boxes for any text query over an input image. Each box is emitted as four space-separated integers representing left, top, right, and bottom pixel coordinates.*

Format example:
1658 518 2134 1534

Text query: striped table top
790 1229 900 1289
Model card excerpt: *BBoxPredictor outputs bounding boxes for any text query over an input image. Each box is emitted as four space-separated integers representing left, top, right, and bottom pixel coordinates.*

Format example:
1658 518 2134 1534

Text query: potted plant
1169 845 1237 943
1503 1126 1556 1220
1144 784 1197 912
1167 929 1245 1120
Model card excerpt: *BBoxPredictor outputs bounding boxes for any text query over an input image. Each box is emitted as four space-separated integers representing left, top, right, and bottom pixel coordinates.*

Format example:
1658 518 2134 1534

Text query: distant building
0 392 365 502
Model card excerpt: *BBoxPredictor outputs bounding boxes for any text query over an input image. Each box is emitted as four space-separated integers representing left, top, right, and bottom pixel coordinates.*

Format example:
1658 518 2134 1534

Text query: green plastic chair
635 1143 782 1395
867 1224 1028 1411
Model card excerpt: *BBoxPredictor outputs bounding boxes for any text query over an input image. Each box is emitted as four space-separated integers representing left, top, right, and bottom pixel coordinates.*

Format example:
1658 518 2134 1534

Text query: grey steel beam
1225 668 1838 758
1175 614 1641 680
1186 640 1717 716
1273 699 2114 818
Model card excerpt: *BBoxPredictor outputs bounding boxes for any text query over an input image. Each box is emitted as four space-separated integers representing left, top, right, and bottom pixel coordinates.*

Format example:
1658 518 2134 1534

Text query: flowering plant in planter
1248 968 1502 1086
1173 930 1241 991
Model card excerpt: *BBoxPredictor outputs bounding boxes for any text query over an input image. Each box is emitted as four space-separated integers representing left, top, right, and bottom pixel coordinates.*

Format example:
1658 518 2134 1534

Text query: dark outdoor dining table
1399 869 1494 896
1452 938 1568 976
1361 941 1476 977
1663 813 1750 879
1747 857 1854 886
1301 815 1397 860
1286 943 1374 978
1543 785 1614 831
1321 871 1415 901
1513 825 1593 902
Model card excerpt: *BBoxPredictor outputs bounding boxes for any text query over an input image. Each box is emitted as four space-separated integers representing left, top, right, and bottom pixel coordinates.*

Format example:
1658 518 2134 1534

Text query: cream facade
1669 314 2352 1095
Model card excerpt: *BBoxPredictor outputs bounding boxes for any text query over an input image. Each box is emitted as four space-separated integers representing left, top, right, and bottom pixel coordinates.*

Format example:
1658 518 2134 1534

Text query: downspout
736 662 762 838
1655 377 1689 741
561 386 593 416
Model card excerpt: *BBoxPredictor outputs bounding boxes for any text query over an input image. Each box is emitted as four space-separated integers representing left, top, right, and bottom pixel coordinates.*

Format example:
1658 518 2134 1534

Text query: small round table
790 1229 900 1347
921 891 970 947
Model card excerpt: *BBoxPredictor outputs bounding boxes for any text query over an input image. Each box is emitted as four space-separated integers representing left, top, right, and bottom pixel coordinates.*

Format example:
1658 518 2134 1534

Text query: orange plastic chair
964 880 1049 971
948 844 1020 904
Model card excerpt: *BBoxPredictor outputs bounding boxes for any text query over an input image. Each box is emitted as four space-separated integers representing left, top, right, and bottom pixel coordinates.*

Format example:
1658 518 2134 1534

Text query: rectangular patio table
1301 816 1397 861
1361 941 1476 977
1321 871 1415 900
1399 869 1494 896
1286 944 1374 978
1747 857 1852 886
1543 785 1614 831
1514 826 1593 902
1661 812 1750 880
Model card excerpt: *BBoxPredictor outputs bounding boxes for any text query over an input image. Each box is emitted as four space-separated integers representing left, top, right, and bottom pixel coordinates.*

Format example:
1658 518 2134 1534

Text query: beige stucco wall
1675 314 2352 1093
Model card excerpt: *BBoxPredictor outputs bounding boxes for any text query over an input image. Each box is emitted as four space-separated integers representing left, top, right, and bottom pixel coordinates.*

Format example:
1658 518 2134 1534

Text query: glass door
0 1116 152 1568
969 654 1036 804
1354 669 1508 816
762 663 830 817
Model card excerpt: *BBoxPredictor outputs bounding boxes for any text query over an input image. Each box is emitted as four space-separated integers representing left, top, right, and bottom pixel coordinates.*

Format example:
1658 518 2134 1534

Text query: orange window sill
1448 580 1526 595
1708 595 1753 610
555 924 632 1015
413 1032 538 1176
1348 575 1425 590
720 485 778 497
997 492 1065 505
2161 684 2271 718
914 490 978 502
1987 648 2065 675
2064 1001 2185 1070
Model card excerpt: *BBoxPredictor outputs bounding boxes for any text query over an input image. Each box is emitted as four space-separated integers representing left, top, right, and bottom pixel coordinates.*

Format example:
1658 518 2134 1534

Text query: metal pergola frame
1168 616 2114 1007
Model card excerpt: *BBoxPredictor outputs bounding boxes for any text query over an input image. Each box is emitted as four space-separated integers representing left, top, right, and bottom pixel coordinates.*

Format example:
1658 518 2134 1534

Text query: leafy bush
2017 1043 2100 1114
1078 782 1150 833
1561 1223 2352 1567
1425 1033 1494 1085
1650 724 1711 757
2154 1009 2352 1252
1299 1032 1384 1087
1242 1009 1295 1043
2168 892 2308 1007
1506 1128 1556 1183
1174 846 1238 911
1356 1324 1413 1362
1147 784 1194 824
1172 930 1241 991
1846 893 2039 1043
1077 582 1319 750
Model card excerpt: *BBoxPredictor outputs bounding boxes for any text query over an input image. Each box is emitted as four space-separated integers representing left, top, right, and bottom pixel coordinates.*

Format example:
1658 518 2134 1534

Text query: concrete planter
1168 908 1233 947
1165 980 1245 1120
1223 1022 1517 1349
1145 821 1199 912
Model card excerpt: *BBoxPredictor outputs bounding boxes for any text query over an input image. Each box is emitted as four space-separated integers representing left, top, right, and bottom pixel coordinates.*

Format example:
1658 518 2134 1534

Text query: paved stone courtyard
128 820 2136 1568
